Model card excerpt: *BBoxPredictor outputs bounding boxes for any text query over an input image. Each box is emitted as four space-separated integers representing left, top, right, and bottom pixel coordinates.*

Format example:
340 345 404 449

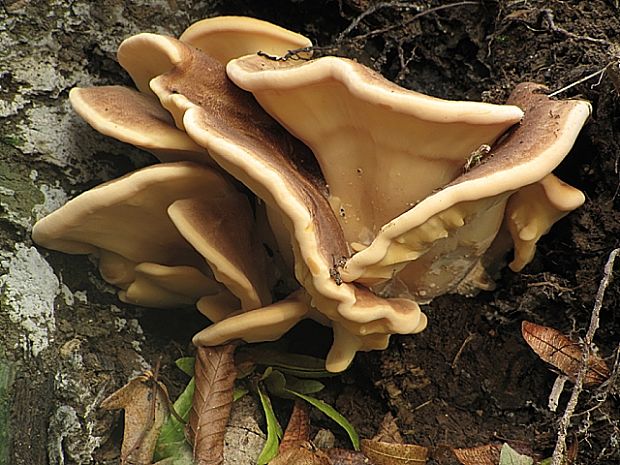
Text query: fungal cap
69 86 210 163
180 15 312 63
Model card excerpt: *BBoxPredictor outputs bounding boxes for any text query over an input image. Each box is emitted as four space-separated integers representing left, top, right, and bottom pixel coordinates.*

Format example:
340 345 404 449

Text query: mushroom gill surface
226 54 525 246
32 162 271 312
342 83 590 298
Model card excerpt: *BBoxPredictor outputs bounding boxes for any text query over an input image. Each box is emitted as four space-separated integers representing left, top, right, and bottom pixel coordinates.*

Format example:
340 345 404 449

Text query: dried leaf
361 439 428 464
270 401 331 465
373 413 403 444
280 400 311 450
289 390 360 451
566 435 579 464
522 321 610 385
269 442 332 465
188 344 237 465
101 371 169 465
325 448 371 464
498 443 533 465
452 444 501 465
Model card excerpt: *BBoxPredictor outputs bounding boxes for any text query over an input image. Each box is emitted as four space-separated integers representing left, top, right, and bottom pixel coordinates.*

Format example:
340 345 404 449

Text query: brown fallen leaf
566 434 579 464
522 321 610 385
452 444 501 465
188 344 237 465
325 447 372 464
372 413 403 444
270 401 332 465
360 439 428 465
358 412 427 465
101 369 169 465
279 400 311 451
271 442 333 465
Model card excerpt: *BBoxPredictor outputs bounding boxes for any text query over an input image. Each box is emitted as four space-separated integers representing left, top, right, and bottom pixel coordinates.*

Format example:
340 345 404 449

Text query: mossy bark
0 2 219 463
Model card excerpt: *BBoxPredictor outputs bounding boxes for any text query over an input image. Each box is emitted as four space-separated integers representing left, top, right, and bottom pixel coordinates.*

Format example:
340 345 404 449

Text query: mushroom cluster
32 16 590 372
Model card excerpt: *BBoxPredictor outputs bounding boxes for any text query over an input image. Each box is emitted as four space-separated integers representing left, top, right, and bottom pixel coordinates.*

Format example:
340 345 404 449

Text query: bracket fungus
32 16 590 372
179 15 313 63
32 162 271 312
69 86 210 165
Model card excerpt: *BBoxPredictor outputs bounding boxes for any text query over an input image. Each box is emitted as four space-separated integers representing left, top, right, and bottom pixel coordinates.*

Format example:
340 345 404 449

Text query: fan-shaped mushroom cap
69 86 211 164
118 262 233 309
341 83 590 297
193 290 312 345
506 174 585 272
117 33 182 95
123 33 426 371
168 195 271 310
118 18 311 97
180 16 312 64
32 162 270 310
226 54 525 245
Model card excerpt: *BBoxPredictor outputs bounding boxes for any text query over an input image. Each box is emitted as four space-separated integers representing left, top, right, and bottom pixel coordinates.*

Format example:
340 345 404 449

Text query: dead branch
551 248 619 465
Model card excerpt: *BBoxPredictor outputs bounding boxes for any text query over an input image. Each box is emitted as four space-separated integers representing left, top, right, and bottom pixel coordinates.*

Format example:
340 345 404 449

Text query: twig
551 248 619 465
452 333 477 369
337 2 414 41
540 9 611 46
547 63 614 97
573 342 620 418
337 1 480 43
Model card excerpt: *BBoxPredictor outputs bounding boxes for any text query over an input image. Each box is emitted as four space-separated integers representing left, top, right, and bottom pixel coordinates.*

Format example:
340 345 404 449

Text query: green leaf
256 384 282 465
153 447 194 465
154 377 195 461
241 345 335 378
259 366 274 381
286 376 324 395
263 370 288 397
263 370 325 400
499 443 534 465
233 386 249 402
175 357 195 377
286 390 360 451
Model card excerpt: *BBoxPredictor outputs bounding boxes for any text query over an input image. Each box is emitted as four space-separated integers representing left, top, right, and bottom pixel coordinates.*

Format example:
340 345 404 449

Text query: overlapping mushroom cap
32 16 590 372
226 54 525 244
226 57 590 301
32 162 272 313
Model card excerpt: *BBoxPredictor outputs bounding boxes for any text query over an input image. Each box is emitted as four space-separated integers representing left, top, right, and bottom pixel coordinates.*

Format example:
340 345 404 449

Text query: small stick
551 248 619 465
452 333 477 369
547 65 612 97
337 1 480 43
337 1 414 41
